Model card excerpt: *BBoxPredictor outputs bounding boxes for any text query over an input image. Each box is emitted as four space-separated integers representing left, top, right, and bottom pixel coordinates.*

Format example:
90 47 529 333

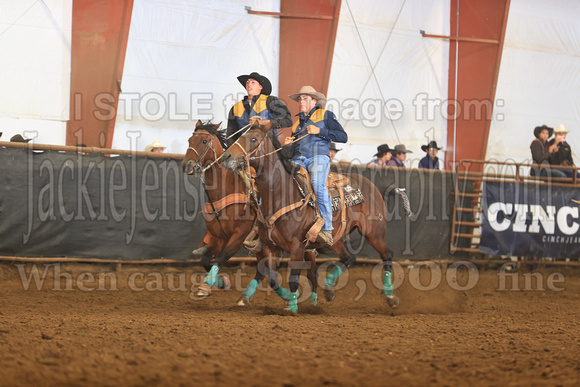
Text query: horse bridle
186 131 219 170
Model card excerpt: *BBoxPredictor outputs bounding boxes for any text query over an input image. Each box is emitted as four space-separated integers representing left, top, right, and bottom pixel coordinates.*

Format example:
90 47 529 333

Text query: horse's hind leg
364 231 400 309
324 241 355 302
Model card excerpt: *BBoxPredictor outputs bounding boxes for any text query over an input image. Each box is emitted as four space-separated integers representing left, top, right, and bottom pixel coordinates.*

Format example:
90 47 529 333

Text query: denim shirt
291 107 347 159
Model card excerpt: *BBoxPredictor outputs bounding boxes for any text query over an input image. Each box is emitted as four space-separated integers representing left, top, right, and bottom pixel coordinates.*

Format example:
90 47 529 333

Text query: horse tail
394 188 413 217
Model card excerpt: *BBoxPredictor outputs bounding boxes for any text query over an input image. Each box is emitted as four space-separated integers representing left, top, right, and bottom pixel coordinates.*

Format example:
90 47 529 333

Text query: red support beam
278 0 342 118
444 0 511 169
66 0 134 148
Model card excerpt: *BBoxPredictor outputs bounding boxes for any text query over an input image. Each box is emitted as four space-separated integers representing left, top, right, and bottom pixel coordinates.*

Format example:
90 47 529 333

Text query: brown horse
183 121 312 304
220 124 400 313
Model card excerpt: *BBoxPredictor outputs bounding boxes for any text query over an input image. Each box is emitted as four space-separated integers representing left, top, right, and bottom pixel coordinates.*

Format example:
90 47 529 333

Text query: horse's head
182 120 224 176
220 123 270 173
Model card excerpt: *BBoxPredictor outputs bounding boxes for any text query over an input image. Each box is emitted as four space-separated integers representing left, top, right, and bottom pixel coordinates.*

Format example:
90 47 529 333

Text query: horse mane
194 121 228 150
266 129 297 176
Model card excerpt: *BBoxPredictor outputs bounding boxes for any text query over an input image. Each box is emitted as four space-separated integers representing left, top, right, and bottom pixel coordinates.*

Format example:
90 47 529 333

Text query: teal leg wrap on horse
286 291 298 313
309 292 318 306
383 271 394 297
203 265 220 287
325 265 343 288
242 279 259 299
275 286 291 301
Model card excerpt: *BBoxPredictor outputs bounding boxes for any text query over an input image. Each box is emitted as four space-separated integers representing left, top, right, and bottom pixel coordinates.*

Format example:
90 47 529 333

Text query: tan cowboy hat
289 85 326 103
145 140 167 152
393 144 413 154
554 124 569 134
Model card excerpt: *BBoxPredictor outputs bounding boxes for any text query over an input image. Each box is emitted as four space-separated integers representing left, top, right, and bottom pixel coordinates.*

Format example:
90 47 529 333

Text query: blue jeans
293 155 333 231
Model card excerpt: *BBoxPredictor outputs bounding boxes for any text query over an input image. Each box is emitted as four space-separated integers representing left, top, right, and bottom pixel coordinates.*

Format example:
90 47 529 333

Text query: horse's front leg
237 245 288 306
195 236 226 297
286 242 306 313
305 249 318 306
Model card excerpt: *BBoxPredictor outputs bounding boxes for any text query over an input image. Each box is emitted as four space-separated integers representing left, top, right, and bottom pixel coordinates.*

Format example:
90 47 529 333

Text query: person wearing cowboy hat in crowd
548 124 578 178
329 142 341 161
284 85 348 247
530 124 567 178
368 144 392 167
145 140 166 153
419 140 443 170
386 144 412 168
226 72 292 147
10 134 32 143
329 143 345 173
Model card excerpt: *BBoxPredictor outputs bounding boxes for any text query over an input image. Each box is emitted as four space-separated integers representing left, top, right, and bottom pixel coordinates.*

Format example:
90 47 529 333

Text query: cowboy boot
316 230 333 247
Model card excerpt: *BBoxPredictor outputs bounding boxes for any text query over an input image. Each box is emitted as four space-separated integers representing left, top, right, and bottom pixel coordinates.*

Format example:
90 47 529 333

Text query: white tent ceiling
1 0 579 167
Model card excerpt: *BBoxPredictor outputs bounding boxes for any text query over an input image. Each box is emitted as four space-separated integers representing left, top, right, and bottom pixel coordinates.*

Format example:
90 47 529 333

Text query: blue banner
480 181 580 259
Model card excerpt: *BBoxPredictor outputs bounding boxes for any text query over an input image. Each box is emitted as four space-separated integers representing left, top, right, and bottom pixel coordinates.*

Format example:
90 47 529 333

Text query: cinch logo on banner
480 181 580 259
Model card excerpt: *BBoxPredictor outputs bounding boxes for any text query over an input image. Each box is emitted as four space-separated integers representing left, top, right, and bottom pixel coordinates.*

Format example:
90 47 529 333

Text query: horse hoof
284 305 298 314
324 287 335 302
221 275 231 291
386 296 400 309
191 245 209 256
196 283 211 297
309 292 318 306
237 295 250 307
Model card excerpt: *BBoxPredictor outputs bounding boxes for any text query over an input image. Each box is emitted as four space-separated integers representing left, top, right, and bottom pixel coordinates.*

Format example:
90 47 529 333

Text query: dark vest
233 94 273 129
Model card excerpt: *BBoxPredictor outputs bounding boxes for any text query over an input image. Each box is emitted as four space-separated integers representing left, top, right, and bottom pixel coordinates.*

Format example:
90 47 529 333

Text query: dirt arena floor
0 261 579 386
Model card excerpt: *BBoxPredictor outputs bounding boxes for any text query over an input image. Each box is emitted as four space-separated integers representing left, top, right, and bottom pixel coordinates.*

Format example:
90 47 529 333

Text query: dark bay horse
183 121 307 304
220 124 400 313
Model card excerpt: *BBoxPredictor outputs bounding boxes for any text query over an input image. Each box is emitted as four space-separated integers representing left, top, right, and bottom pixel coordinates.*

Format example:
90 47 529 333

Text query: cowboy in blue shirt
284 86 348 246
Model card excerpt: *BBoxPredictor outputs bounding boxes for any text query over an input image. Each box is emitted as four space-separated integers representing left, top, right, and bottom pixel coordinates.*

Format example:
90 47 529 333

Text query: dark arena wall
0 148 470 261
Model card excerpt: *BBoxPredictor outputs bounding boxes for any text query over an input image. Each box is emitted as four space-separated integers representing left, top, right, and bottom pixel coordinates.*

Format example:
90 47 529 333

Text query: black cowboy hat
10 134 32 143
374 144 392 157
237 72 272 96
534 124 553 139
330 143 341 152
421 140 443 152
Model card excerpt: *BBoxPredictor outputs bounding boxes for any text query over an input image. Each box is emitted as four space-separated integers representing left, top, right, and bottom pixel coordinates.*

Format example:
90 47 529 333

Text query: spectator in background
368 144 392 167
10 134 32 143
549 124 577 178
329 142 341 161
530 124 566 178
419 140 442 170
146 140 166 153
329 143 345 173
387 144 412 168
76 144 89 155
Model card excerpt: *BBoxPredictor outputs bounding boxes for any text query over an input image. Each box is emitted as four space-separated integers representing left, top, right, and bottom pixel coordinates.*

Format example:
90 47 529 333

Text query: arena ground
0 261 579 386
